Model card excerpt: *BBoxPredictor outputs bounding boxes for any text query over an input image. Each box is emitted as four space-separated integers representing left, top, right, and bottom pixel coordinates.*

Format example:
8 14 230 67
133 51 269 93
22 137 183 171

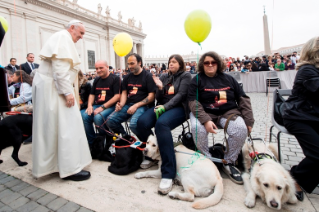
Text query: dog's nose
270 200 278 208
143 148 148 155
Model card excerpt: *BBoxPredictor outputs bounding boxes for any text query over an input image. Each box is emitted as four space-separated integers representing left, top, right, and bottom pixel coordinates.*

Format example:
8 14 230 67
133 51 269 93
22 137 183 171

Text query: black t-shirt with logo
91 74 120 105
122 70 156 104
188 72 245 116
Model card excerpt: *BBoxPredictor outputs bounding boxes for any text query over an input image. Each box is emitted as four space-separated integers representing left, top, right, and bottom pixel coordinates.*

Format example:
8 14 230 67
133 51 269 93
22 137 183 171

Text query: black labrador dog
0 114 32 166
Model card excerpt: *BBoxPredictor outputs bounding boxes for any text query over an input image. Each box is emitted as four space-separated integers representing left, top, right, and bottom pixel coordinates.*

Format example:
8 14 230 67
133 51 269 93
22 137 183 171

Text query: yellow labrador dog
242 142 297 210
135 135 223 209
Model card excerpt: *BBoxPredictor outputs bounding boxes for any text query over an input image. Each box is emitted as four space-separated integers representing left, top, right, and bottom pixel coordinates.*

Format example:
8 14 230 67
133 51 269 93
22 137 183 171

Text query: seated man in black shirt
106 53 156 137
81 60 120 144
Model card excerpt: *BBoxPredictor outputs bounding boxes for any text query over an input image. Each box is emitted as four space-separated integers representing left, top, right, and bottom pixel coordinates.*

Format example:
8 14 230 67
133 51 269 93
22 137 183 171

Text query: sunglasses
203 61 218 66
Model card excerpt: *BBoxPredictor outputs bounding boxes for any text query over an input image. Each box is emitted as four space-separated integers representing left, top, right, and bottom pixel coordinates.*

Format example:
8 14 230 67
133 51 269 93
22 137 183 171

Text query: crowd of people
0 20 318 201
223 52 299 73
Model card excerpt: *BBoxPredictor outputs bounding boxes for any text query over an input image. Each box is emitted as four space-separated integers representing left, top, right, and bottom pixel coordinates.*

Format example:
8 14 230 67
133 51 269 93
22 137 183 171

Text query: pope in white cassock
32 20 92 181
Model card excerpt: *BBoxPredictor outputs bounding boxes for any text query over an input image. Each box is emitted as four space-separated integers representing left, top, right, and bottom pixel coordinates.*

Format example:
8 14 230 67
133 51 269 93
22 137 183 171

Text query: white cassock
32 29 92 178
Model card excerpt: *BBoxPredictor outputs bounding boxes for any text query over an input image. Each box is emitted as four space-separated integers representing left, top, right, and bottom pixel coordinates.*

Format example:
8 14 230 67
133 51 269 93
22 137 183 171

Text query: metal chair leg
269 125 274 143
277 131 282 163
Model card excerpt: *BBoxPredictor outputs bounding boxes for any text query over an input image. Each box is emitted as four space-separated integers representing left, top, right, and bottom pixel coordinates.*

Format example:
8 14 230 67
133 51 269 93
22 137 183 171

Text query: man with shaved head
81 60 120 145
32 20 92 181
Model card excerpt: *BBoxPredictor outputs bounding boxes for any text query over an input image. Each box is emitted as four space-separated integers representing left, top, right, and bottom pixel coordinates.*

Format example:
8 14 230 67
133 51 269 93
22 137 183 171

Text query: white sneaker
158 178 173 195
140 159 158 169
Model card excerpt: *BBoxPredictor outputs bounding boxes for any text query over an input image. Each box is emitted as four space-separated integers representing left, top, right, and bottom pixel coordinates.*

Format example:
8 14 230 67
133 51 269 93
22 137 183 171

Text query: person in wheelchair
188 51 254 185
282 36 319 201
136 54 191 195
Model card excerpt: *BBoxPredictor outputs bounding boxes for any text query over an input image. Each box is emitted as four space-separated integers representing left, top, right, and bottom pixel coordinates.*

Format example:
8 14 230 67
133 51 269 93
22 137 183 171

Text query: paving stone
57 201 80 212
284 160 299 166
37 193 58 206
32 205 50 212
0 189 14 200
19 186 38 196
290 148 303 153
280 147 290 151
0 176 15 184
8 196 30 209
0 205 13 212
11 182 30 192
1 192 22 204
0 174 9 180
16 201 39 212
46 198 68 211
4 179 21 188
282 151 296 156
27 189 47 201
284 144 298 148
77 207 94 212
288 156 303 162
0 202 4 209
0 186 6 193
281 164 291 170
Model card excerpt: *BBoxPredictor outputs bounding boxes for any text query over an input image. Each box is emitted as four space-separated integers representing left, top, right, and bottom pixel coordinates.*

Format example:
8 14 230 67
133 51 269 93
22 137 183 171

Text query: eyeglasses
203 61 217 66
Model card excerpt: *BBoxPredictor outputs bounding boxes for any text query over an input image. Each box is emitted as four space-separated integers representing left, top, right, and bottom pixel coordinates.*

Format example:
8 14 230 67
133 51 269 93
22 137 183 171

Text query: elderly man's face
69 24 85 43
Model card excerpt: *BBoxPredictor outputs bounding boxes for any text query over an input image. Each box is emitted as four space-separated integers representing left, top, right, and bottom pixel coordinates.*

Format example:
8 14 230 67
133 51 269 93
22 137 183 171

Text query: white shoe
140 159 158 169
158 178 172 195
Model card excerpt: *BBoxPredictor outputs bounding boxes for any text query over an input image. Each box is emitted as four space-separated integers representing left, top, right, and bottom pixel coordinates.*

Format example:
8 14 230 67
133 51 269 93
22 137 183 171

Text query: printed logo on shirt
128 87 138 97
97 90 107 102
208 91 228 109
165 84 174 95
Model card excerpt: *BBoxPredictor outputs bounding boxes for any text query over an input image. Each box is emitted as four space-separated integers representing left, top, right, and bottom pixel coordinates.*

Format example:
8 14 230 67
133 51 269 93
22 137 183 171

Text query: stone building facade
0 0 146 72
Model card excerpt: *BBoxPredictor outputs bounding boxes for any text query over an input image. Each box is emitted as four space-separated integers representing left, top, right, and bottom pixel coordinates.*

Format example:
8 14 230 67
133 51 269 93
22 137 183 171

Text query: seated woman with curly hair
188 51 254 184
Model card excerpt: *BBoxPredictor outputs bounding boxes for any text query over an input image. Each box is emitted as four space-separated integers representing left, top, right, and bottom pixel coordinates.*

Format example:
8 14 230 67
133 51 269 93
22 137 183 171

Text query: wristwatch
101 105 106 110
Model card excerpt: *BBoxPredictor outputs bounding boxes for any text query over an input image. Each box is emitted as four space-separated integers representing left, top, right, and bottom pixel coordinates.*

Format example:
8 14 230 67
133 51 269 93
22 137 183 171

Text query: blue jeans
136 106 186 179
81 105 115 144
106 103 149 136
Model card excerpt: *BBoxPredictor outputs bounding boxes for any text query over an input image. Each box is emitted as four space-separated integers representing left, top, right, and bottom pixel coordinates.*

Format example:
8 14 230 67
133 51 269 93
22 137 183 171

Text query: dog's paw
18 162 28 166
134 172 145 179
168 192 177 199
245 197 256 208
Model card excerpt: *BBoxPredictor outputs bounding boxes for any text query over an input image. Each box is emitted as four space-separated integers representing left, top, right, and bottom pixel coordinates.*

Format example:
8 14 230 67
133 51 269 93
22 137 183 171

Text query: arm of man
86 94 95 115
94 94 120 115
10 83 32 105
115 90 127 112
127 92 155 114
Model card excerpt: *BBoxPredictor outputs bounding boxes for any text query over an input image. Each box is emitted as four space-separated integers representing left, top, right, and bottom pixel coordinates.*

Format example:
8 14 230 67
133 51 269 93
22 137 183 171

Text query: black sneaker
222 163 243 184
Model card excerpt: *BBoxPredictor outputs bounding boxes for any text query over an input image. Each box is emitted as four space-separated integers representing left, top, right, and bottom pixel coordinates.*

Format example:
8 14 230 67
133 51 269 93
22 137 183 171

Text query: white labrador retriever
135 135 223 209
242 142 298 210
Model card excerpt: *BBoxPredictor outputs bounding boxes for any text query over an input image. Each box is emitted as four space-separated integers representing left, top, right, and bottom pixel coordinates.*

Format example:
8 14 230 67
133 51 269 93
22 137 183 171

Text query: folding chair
227 72 243 89
269 89 292 163
266 71 281 96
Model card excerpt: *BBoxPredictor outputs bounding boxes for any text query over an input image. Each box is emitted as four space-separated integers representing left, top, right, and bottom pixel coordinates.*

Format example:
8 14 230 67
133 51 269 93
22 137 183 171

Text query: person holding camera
188 51 254 184
136 54 191 195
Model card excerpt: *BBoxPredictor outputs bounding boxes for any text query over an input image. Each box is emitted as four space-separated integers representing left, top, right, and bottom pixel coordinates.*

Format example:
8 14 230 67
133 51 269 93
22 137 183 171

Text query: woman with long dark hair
136 54 192 195
8 70 33 111
282 36 319 200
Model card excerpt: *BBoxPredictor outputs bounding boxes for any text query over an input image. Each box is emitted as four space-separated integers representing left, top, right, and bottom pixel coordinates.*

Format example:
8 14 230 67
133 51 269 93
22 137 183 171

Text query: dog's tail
191 177 223 209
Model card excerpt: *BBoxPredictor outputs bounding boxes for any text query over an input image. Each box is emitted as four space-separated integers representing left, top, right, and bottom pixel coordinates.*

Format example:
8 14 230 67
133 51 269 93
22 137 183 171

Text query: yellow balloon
0 16 8 33
113 32 133 57
184 10 211 44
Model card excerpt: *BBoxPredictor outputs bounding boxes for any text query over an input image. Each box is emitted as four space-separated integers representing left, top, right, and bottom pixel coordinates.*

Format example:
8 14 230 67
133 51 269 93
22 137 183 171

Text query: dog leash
175 150 227 164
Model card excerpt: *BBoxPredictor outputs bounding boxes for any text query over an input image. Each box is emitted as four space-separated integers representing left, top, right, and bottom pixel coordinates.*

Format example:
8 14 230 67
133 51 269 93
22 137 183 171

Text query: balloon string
197 42 202 50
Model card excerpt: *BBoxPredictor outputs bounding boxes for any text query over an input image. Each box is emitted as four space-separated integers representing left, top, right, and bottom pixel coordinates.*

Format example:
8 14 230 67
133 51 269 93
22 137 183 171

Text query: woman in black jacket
78 71 92 110
282 37 319 200
136 54 191 195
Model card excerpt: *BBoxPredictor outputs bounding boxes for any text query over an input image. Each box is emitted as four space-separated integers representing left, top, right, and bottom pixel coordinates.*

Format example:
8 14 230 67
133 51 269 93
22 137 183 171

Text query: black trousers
283 119 319 193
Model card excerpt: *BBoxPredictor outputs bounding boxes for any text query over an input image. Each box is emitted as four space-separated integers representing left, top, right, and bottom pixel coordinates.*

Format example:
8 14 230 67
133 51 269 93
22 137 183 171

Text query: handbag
178 121 196 151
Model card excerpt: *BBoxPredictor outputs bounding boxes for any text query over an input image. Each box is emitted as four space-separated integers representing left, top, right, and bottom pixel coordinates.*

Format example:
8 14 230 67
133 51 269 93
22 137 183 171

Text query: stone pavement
0 171 93 212
0 92 317 211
